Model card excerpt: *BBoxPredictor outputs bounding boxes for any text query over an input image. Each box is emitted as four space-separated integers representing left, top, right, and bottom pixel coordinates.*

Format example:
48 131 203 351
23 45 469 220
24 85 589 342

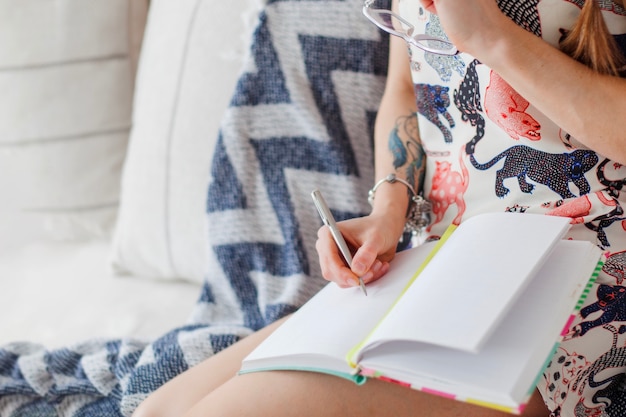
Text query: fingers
315 221 393 289
358 258 390 285
316 226 358 288
352 241 391 285
349 242 378 276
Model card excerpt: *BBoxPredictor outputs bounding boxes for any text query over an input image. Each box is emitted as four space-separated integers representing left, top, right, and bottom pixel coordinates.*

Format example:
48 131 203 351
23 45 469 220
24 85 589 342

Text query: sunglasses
363 1 458 56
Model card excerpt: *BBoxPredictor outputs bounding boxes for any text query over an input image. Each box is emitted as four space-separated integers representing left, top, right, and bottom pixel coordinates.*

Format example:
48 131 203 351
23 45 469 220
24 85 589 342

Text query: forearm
422 0 626 164
370 23 425 228
372 91 422 226
474 16 626 164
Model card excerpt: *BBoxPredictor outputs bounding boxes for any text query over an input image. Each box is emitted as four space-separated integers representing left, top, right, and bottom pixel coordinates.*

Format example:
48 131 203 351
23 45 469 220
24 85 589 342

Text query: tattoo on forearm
388 114 425 192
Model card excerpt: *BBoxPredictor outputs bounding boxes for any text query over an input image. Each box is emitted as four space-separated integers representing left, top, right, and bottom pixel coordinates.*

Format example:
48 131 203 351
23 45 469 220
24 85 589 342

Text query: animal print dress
398 0 626 415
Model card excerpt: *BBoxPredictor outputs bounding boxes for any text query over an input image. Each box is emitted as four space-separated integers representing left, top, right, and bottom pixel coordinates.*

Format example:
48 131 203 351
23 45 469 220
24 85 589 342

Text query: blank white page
364 213 571 353
242 242 436 371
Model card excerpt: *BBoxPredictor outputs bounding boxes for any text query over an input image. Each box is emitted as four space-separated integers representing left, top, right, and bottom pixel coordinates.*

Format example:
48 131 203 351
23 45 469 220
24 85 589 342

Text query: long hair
559 0 626 76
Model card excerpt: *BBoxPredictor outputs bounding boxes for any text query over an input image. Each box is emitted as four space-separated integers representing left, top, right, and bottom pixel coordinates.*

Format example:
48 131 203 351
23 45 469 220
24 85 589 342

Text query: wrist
368 173 431 235
369 202 408 241
370 195 410 221
369 176 410 220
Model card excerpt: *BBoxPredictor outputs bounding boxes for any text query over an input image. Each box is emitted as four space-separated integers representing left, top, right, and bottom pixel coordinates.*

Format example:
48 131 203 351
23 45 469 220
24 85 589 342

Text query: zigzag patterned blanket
0 1 389 415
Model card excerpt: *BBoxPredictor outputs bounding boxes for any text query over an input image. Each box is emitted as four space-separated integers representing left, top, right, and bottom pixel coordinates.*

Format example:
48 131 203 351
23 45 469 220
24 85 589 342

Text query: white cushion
0 0 149 241
110 0 263 284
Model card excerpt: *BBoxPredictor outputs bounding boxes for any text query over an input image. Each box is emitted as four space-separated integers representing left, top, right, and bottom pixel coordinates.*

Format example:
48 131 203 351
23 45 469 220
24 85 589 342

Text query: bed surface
0 239 200 348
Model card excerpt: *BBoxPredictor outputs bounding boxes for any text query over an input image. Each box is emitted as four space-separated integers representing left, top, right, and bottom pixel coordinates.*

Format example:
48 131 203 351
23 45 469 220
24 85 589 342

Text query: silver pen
311 189 367 296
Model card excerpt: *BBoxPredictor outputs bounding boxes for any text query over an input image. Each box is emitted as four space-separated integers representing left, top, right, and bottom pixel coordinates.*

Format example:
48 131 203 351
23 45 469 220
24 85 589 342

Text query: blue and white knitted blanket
0 1 389 415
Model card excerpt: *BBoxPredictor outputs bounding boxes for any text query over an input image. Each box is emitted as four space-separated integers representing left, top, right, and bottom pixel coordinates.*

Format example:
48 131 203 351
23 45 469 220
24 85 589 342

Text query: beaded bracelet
368 173 432 234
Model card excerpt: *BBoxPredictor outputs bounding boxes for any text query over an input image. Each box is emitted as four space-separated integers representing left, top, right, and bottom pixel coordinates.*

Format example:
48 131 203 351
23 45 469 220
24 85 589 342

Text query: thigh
132 317 288 417
184 369 550 417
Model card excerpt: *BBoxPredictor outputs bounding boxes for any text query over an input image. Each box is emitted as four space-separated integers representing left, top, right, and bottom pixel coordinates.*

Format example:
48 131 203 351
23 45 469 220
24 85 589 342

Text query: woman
133 0 626 416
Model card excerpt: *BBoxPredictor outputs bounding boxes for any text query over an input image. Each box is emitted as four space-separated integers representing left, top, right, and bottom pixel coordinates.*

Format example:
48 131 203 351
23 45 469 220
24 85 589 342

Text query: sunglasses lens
366 9 412 35
363 7 458 56
413 36 457 55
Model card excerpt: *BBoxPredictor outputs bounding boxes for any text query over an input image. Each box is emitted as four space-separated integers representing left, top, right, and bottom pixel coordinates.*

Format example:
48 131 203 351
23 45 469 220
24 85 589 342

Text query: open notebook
240 212 604 414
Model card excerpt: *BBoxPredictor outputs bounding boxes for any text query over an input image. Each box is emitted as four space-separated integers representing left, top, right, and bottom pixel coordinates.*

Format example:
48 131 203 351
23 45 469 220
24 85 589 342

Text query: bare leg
134 315 550 417
132 317 288 417
185 370 549 417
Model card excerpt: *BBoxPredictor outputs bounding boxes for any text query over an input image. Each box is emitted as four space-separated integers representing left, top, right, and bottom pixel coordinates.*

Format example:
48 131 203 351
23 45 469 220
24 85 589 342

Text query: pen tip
359 278 368 296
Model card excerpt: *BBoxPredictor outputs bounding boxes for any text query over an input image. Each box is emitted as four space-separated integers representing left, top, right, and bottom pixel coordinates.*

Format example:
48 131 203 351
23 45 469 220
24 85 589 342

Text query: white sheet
0 239 201 347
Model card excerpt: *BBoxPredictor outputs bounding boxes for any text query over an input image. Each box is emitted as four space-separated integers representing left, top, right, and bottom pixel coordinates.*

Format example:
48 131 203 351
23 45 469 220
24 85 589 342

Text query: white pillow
110 0 264 284
0 0 149 241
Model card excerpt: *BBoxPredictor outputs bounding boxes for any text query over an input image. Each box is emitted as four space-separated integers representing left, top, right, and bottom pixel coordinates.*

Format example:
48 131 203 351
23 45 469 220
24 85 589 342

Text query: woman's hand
418 0 513 57
315 213 404 289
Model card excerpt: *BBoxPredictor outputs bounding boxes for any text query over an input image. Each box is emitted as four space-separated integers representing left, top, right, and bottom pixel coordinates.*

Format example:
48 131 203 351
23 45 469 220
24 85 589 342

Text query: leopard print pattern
423 13 466 82
453 59 485 155
414 83 456 143
604 251 626 285
469 145 599 199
